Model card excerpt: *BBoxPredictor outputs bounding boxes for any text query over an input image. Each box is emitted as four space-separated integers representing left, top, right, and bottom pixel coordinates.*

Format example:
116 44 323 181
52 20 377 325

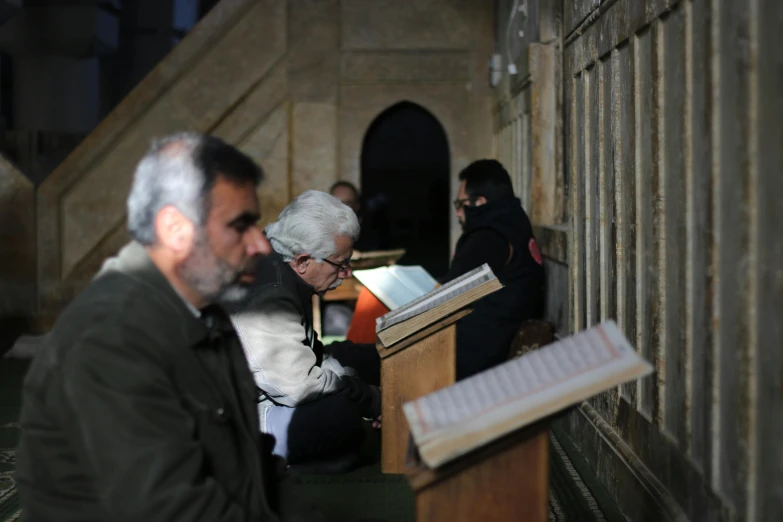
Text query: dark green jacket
15 242 289 522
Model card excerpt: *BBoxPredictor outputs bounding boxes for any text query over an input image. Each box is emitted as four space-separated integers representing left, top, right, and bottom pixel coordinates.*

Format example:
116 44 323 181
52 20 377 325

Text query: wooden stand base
406 424 550 522
377 309 469 474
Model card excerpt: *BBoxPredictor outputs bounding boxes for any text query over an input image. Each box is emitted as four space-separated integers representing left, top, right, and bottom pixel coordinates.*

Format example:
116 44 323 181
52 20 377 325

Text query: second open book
363 264 503 347
403 321 654 469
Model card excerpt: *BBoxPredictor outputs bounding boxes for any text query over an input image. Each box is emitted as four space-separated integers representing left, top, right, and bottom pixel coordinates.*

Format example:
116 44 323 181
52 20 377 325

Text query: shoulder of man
51 271 199 365
456 227 509 256
230 280 301 319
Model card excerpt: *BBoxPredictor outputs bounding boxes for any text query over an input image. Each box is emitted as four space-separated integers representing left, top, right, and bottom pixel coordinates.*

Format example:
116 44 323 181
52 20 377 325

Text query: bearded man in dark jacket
443 159 545 379
15 133 322 521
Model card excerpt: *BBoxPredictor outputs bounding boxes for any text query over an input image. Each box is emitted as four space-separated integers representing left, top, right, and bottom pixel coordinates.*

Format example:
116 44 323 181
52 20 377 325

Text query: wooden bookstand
376 309 471 474
406 423 550 522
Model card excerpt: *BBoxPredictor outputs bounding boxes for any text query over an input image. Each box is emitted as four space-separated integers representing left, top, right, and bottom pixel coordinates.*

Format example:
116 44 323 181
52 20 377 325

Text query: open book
353 265 438 310
403 321 654 468
375 264 503 347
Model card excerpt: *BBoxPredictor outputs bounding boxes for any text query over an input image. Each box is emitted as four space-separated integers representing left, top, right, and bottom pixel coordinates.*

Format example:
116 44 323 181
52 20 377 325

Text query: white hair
126 133 205 245
265 190 360 261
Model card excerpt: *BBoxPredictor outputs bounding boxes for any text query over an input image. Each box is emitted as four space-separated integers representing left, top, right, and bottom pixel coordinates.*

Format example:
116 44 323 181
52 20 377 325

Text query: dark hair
196 134 263 193
329 180 360 200
457 159 514 202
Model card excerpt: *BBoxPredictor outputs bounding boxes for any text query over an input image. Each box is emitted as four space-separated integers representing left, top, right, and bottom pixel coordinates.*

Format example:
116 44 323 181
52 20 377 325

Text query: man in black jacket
15 133 320 521
443 159 545 379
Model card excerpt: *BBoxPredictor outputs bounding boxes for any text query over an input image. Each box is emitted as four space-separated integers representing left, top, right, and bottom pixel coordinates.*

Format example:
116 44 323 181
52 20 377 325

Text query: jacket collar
269 251 319 302
97 241 210 346
462 195 525 233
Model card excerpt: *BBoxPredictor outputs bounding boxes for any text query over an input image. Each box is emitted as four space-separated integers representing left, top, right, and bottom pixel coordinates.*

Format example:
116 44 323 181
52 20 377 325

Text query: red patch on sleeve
528 238 543 265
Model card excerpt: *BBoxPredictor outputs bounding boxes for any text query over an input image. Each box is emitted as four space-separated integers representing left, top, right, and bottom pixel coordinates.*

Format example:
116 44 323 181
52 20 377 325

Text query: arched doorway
360 102 450 278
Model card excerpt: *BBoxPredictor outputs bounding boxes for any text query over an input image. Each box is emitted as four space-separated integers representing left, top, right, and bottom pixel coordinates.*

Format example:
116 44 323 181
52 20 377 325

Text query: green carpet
0 359 624 522
288 423 414 522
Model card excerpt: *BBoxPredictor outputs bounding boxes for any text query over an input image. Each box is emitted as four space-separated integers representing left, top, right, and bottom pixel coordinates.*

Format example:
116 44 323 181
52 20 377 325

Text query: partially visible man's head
454 159 514 227
329 181 361 215
127 133 271 306
266 190 359 294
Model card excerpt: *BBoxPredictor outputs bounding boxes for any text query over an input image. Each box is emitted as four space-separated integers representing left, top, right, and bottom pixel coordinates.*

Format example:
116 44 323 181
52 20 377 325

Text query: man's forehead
333 234 354 253
332 186 355 201
209 178 260 215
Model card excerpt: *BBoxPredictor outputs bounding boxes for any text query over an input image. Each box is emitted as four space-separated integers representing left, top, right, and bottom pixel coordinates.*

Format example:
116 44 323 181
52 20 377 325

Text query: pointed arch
359 101 451 277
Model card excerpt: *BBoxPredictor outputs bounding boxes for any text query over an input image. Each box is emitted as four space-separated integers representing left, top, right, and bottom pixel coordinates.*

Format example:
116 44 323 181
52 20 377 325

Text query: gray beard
180 233 240 304
327 278 343 290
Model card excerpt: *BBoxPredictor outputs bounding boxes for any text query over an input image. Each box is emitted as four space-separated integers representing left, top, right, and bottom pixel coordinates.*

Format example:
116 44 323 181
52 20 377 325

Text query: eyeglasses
452 197 477 211
320 257 352 272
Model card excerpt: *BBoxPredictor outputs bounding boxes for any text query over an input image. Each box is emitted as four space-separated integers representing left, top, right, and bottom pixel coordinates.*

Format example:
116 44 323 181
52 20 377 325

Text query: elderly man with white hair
228 190 381 472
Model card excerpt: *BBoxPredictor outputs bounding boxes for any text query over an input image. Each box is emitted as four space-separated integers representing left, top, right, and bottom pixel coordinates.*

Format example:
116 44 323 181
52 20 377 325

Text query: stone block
341 51 470 83
213 61 288 145
340 0 475 50
236 103 290 230
288 0 339 102
292 103 337 196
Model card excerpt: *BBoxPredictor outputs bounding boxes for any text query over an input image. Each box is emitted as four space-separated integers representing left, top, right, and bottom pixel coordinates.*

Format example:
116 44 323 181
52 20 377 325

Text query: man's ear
474 196 488 207
292 254 311 274
154 206 195 260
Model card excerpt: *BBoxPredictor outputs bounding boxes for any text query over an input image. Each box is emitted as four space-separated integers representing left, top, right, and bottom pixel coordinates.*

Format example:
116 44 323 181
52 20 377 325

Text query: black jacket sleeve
335 376 381 418
442 228 510 283
312 338 380 418
60 327 267 522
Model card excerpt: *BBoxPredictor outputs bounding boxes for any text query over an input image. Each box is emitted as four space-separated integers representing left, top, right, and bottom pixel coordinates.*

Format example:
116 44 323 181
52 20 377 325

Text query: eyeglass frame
452 196 478 211
320 257 352 272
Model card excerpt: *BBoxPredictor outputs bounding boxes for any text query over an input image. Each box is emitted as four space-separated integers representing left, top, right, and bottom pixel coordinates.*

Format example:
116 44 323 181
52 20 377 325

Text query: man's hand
371 415 381 429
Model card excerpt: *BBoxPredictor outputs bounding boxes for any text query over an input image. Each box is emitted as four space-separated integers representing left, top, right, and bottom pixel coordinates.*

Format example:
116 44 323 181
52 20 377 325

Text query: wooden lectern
400 320 653 522
405 423 550 522
376 309 470 473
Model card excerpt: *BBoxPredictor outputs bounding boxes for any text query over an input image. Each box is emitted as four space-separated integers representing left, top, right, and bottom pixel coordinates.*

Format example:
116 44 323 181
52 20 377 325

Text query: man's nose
246 226 272 256
342 266 352 278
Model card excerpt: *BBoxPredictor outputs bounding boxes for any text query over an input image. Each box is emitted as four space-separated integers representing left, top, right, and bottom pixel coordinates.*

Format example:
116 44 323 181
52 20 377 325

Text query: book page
376 264 495 332
388 265 438 296
352 267 413 309
353 265 437 310
403 321 653 467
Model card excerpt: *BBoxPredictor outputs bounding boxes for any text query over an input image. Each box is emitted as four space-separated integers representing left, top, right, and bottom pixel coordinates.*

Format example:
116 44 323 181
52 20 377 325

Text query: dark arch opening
359 101 451 278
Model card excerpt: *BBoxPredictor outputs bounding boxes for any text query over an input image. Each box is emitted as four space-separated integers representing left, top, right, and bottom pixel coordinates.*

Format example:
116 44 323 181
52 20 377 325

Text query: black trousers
267 341 380 464
325 341 380 386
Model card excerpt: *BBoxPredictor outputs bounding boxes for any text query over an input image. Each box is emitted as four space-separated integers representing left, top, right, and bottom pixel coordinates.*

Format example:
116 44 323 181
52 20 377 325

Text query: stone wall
0 0 496 332
491 1 783 521
492 0 568 334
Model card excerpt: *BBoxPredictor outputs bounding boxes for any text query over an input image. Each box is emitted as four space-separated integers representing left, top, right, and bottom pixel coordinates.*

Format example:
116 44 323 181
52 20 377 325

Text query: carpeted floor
0 359 25 522
0 359 624 522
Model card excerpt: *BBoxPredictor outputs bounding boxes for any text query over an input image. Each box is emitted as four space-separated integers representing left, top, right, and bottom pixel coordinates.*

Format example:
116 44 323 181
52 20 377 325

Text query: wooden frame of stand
376 308 471 474
405 423 550 522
